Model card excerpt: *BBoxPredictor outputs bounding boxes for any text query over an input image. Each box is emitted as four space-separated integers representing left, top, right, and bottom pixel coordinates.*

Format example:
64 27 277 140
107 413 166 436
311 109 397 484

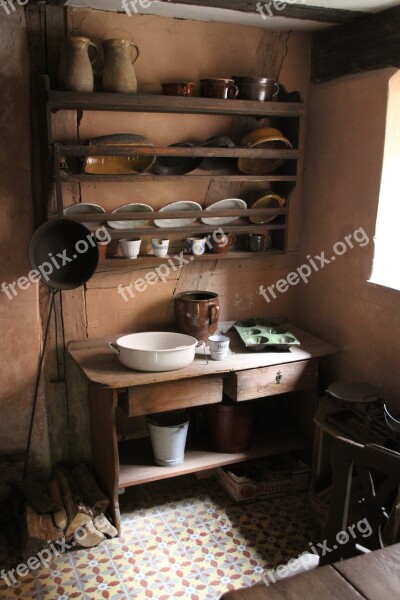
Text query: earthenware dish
238 128 292 175
201 199 247 225
162 82 195 96
249 194 286 224
154 201 202 228
63 203 106 229
83 133 155 174
107 203 154 229
153 142 202 175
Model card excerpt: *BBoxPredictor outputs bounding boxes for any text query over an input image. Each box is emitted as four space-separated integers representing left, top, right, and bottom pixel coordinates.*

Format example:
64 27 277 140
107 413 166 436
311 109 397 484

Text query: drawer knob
276 371 282 384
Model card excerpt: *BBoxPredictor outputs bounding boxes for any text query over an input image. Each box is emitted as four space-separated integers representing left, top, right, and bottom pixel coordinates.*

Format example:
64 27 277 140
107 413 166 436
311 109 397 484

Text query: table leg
88 384 121 533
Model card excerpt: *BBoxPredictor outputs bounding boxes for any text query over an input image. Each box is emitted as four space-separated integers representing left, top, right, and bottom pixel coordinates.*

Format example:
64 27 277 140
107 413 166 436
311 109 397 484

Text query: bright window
370 71 400 291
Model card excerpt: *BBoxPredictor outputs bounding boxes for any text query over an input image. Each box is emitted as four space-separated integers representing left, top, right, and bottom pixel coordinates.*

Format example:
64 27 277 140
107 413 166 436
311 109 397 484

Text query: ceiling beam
29 0 366 25
155 0 366 24
312 5 400 83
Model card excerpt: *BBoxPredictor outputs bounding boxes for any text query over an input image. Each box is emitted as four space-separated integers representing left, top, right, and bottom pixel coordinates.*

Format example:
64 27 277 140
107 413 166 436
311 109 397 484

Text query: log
74 519 105 548
72 462 110 516
22 502 63 561
13 478 61 514
94 514 118 538
53 467 91 539
48 478 68 531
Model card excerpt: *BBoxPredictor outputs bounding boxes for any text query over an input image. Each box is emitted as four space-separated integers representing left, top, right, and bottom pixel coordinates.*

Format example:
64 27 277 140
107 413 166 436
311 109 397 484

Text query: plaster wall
0 9 50 476
296 68 400 408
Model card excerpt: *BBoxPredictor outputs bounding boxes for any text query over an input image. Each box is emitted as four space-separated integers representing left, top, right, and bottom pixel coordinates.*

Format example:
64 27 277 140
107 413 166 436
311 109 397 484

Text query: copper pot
175 291 220 343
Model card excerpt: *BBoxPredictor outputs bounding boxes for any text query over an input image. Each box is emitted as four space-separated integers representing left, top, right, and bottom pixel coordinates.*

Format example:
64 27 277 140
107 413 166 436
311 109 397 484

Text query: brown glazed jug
175 291 220 343
102 39 140 93
57 37 98 92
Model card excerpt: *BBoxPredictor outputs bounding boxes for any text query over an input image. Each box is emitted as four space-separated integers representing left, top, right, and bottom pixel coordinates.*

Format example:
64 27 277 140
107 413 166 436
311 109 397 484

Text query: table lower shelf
118 422 306 488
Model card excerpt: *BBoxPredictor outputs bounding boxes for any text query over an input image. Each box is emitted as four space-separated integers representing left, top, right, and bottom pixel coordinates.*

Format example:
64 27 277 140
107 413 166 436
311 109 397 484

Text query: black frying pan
29 218 99 290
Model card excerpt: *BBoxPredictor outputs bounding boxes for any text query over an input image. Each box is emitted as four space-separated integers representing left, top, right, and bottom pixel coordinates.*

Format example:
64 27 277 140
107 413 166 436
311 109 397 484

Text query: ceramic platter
201 198 247 226
107 203 154 229
154 201 202 228
63 203 106 229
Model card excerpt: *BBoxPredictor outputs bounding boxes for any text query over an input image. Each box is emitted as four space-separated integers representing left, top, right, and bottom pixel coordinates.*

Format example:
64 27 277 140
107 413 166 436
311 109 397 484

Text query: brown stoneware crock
175 291 220 343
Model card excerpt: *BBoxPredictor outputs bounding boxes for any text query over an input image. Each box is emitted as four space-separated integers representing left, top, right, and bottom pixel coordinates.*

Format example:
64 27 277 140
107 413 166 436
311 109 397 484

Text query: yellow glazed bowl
238 127 292 175
249 194 286 224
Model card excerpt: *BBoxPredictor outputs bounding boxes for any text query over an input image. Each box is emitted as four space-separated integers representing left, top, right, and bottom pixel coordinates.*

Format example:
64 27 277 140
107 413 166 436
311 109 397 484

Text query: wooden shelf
118 422 306 488
60 173 298 183
104 223 285 236
48 91 304 118
96 250 284 270
56 144 300 160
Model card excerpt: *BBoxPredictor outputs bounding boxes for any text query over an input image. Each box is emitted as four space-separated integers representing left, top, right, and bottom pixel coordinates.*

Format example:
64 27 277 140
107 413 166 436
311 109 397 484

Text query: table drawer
122 375 223 417
224 359 318 402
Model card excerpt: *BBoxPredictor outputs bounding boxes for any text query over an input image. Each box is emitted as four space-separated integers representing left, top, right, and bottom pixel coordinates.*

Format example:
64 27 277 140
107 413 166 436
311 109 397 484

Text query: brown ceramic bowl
208 233 236 254
162 82 196 97
234 79 280 102
200 78 239 99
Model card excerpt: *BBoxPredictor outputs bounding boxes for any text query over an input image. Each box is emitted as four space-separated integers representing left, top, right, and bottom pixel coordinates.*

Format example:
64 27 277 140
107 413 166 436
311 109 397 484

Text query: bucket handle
109 342 120 356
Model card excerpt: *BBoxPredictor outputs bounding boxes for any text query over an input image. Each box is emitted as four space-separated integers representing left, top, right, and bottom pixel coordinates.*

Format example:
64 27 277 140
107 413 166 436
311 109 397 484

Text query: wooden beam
157 0 366 24
312 5 400 83
29 0 365 25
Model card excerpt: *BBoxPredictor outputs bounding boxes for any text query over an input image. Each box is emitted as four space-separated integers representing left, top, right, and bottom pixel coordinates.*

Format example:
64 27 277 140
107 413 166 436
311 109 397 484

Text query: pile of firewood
14 463 117 560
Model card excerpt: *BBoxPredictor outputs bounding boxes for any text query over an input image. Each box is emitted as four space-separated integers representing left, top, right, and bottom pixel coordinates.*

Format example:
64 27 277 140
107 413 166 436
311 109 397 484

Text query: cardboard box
215 453 310 502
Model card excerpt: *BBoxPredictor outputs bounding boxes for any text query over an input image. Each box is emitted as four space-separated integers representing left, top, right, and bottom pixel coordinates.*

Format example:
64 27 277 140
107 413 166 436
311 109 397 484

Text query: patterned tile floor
0 475 321 599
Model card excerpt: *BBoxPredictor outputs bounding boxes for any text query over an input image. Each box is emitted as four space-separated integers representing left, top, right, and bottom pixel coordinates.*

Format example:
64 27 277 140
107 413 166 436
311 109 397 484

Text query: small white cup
119 238 141 259
152 239 169 258
208 334 230 352
210 349 228 361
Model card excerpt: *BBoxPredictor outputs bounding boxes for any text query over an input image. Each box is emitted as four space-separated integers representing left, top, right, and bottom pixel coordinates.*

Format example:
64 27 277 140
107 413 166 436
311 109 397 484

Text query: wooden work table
68 324 337 532
221 543 400 600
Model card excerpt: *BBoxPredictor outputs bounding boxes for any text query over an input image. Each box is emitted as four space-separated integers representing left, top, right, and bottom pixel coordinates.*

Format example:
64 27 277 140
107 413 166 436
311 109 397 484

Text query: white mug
210 349 228 361
152 239 169 258
208 334 230 352
183 237 207 256
119 238 141 259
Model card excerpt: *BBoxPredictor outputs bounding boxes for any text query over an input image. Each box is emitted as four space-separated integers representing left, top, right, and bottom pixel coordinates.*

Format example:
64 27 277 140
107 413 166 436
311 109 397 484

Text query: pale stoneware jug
57 37 97 92
102 39 140 94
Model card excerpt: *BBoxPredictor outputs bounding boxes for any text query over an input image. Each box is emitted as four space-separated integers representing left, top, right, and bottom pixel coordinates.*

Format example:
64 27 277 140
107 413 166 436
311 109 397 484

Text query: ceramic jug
175 291 220 343
57 37 97 92
102 39 140 94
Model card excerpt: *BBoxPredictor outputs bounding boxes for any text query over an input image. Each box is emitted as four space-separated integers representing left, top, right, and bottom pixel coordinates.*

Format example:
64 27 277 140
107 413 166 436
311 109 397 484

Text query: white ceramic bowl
63 203 106 229
154 201 202 228
109 332 202 372
201 198 247 225
107 203 154 229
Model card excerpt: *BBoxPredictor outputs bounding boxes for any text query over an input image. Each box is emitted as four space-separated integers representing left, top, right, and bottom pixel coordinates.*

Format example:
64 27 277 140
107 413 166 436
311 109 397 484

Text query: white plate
154 201 202 228
63 203 106 229
107 203 154 229
201 198 247 225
